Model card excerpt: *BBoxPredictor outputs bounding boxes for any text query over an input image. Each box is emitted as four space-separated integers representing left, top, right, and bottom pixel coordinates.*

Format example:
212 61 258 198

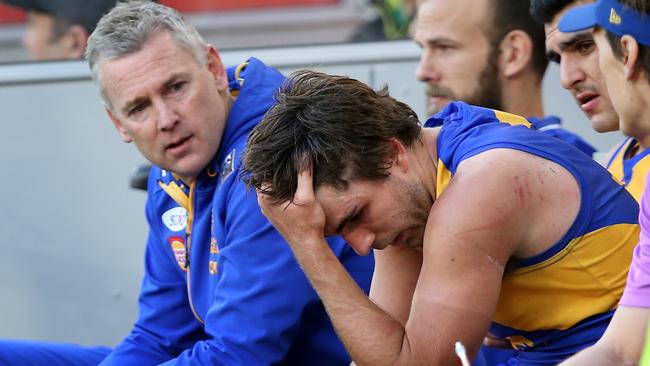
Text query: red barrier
160 0 339 12
0 0 340 25
0 3 26 24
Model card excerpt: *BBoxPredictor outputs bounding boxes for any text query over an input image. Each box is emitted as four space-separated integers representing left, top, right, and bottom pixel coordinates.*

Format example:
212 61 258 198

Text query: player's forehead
414 0 490 41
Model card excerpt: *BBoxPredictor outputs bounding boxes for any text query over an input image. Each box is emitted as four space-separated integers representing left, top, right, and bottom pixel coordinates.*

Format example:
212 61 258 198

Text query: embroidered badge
168 236 187 270
221 149 236 181
609 8 622 24
162 206 188 232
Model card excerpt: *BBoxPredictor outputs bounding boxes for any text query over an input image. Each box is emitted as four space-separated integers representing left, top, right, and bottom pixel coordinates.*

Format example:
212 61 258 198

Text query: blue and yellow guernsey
606 137 650 202
426 102 640 363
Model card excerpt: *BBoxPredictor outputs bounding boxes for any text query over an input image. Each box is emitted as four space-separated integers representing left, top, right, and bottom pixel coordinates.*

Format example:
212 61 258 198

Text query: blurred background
0 0 622 347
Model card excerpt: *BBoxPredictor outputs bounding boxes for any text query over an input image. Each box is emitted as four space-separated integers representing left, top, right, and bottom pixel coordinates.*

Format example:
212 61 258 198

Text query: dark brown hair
489 0 549 80
242 70 421 204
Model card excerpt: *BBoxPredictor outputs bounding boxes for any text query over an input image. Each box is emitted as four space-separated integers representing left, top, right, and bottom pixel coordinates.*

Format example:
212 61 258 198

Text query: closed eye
340 209 365 235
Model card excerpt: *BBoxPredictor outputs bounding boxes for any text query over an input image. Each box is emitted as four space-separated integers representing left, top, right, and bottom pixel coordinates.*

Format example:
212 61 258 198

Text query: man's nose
342 228 376 256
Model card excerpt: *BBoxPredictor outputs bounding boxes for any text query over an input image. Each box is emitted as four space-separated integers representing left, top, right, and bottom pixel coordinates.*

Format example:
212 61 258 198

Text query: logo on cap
609 8 622 24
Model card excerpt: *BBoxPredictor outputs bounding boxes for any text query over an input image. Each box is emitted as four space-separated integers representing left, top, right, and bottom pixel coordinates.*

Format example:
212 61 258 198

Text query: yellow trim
606 140 650 203
186 179 195 247
435 160 452 199
234 61 248 87
493 110 531 128
184 180 204 324
507 335 534 350
494 223 638 331
158 181 190 210
610 8 622 24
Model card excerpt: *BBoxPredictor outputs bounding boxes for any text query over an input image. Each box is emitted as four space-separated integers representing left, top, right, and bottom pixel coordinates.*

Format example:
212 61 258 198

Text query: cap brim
559 2 599 33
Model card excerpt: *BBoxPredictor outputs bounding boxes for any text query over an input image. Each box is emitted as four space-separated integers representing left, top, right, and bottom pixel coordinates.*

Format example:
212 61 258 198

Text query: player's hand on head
256 168 326 247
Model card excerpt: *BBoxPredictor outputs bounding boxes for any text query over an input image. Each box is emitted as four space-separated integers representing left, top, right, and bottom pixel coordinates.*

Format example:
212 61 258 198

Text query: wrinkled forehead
99 32 195 106
318 180 368 228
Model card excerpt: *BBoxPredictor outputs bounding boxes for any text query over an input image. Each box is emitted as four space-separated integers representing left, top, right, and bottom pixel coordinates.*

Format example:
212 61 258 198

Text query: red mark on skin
513 175 525 208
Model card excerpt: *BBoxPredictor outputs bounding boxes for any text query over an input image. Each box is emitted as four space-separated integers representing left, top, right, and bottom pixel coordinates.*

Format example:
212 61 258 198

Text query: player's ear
498 30 532 78
205 44 228 92
106 107 133 143
620 35 641 81
388 138 409 173
66 24 89 59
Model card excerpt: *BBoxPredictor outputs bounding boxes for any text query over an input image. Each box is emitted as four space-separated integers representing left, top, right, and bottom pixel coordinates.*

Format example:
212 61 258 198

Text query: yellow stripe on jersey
607 139 650 202
493 110 532 128
435 161 452 199
493 223 639 331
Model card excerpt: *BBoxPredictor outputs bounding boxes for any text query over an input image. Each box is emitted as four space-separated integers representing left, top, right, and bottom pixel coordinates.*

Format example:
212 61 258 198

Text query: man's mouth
165 135 191 152
576 92 599 113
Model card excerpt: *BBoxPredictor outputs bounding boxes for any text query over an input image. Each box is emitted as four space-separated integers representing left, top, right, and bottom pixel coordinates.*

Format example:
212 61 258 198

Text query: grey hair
85 1 207 107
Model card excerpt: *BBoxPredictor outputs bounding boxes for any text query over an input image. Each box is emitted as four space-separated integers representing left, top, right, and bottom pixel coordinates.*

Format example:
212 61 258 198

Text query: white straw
454 341 471 366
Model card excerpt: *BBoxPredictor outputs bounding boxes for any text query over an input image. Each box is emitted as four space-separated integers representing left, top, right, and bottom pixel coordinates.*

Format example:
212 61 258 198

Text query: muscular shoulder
434 148 581 259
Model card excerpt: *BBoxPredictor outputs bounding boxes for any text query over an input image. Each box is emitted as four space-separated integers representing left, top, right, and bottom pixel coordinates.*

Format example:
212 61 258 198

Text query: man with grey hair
0 1 373 365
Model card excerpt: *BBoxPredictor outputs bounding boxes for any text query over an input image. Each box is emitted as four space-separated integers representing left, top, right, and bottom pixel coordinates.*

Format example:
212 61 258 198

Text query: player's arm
369 245 422 325
257 149 552 365
162 169 346 365
559 306 650 365
101 173 204 365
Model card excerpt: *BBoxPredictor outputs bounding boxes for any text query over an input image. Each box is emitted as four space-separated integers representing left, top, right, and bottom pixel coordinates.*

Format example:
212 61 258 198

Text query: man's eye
350 210 364 224
578 42 595 54
130 103 146 115
435 45 453 52
127 101 150 117
171 81 186 92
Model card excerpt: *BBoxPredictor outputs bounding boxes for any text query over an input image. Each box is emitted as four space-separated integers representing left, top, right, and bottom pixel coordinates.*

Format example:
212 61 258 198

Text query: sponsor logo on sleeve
168 236 187 270
162 206 188 232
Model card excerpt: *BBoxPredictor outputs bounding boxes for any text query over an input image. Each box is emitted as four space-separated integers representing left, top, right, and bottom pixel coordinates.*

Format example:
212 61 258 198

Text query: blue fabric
528 116 596 157
559 0 650 46
0 340 110 366
0 58 374 366
427 101 639 365
101 58 374 365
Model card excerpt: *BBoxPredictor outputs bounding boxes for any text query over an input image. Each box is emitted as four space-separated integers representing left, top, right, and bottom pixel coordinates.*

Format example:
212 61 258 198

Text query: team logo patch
221 149 236 181
168 236 187 270
162 206 188 232
609 8 621 24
